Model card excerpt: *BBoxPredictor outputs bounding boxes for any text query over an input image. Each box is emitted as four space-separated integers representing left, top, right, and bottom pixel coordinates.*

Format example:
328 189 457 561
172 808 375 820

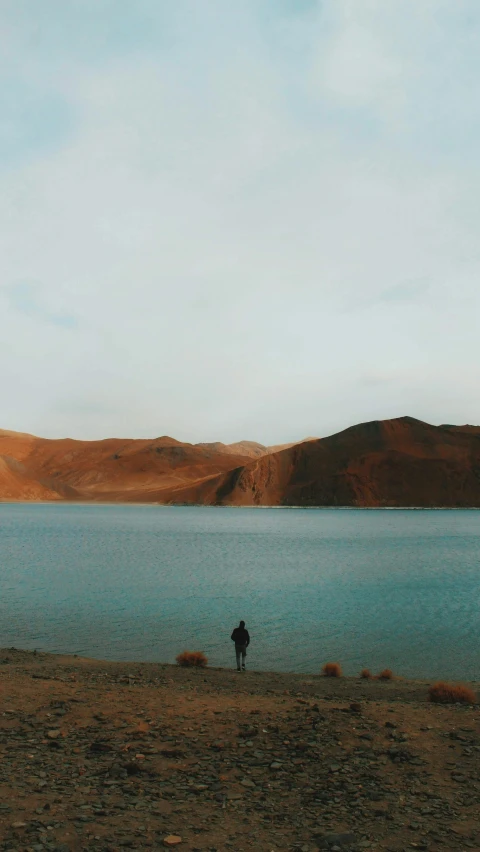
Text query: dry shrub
176 651 208 668
377 669 394 681
428 682 476 705
360 668 372 679
322 662 342 678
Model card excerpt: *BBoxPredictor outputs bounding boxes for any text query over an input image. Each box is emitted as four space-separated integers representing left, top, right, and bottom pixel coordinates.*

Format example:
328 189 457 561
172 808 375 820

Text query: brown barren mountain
441 423 480 435
1 417 480 505
196 439 300 457
0 431 256 503
168 417 480 507
0 455 61 502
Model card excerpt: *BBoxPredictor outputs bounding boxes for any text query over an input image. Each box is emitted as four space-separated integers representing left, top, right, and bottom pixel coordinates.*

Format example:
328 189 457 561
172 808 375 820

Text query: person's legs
242 646 247 670
235 646 241 671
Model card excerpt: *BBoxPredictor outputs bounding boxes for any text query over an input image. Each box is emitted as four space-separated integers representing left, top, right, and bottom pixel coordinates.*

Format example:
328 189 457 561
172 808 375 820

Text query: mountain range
1 417 480 506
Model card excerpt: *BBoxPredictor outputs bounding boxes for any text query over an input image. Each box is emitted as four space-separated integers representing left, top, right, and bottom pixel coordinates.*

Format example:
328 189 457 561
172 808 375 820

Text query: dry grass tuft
377 668 394 681
322 662 342 678
176 651 208 668
428 682 476 705
360 668 372 679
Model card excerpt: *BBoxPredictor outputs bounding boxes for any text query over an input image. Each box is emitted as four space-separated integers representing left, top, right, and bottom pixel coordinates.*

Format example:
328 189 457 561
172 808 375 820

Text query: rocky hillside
0 431 255 502
169 417 480 507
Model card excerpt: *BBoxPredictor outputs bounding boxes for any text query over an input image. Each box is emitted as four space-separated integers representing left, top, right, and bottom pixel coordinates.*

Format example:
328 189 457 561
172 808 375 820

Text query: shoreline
2 647 479 699
1 648 478 852
2 500 480 510
3 646 480 686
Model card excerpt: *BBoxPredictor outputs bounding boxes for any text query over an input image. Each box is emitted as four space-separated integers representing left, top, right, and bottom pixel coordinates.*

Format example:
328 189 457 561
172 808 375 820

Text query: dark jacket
231 627 250 647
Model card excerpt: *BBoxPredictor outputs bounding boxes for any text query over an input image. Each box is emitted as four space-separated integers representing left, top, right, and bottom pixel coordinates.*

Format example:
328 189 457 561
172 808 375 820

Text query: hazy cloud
5 282 78 329
1 0 479 441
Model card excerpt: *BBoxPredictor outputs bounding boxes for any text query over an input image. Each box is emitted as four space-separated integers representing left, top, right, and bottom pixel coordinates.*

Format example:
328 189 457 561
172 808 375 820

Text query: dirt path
1 650 479 852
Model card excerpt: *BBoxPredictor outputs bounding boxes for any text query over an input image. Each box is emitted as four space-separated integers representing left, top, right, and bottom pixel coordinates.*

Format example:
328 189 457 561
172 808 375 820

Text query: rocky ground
0 650 479 852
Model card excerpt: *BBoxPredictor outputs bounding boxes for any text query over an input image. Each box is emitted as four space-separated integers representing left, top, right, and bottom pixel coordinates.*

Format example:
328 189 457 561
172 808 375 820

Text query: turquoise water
0 504 479 679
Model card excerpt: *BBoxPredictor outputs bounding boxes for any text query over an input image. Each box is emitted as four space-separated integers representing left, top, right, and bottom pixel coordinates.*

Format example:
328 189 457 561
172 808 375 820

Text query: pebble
315 832 357 849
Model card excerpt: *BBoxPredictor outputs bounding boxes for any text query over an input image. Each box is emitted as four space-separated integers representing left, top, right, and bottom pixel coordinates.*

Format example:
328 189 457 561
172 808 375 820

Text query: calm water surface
0 504 479 679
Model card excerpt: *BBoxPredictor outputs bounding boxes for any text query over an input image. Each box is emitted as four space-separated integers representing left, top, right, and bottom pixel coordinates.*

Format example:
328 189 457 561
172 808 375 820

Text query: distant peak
154 436 186 447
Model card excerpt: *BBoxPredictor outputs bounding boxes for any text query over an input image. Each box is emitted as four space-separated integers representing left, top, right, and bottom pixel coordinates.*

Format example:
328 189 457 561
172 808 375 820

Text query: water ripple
0 504 479 679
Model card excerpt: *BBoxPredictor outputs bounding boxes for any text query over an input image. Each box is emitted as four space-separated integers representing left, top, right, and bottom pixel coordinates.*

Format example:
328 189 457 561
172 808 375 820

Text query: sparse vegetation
360 668 372 679
322 662 342 677
428 682 476 705
377 669 394 680
176 651 208 668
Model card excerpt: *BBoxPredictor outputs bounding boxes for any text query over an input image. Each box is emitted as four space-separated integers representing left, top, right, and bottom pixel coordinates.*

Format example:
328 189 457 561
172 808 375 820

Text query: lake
0 504 479 680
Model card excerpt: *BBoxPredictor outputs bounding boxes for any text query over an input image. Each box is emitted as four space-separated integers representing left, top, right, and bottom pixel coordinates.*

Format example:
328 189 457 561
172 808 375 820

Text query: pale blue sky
1 0 480 441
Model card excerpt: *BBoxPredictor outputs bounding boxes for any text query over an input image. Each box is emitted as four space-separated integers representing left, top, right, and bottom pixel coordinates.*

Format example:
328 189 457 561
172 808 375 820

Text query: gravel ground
0 649 479 852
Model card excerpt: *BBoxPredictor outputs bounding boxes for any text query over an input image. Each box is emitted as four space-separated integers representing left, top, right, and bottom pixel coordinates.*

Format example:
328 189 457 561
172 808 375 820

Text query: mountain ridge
1 417 480 506
170 416 480 508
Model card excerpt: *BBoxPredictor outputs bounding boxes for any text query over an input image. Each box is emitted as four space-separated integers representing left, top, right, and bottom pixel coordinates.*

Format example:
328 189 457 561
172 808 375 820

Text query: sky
1 0 480 443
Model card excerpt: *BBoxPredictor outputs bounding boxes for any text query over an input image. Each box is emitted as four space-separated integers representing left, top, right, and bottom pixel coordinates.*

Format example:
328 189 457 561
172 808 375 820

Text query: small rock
315 832 357 849
124 761 142 775
90 740 113 753
47 729 62 739
163 836 182 847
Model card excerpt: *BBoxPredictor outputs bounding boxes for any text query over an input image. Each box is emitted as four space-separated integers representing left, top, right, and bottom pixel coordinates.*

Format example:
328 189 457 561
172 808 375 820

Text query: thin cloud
5 282 78 329
377 279 431 303
347 278 432 313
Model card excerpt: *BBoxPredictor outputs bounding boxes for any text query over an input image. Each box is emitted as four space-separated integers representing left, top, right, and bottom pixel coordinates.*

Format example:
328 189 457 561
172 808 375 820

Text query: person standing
231 620 250 671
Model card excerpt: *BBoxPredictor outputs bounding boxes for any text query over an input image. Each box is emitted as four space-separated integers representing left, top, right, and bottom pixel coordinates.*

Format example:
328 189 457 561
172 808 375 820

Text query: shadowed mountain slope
167 417 480 508
441 424 480 436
